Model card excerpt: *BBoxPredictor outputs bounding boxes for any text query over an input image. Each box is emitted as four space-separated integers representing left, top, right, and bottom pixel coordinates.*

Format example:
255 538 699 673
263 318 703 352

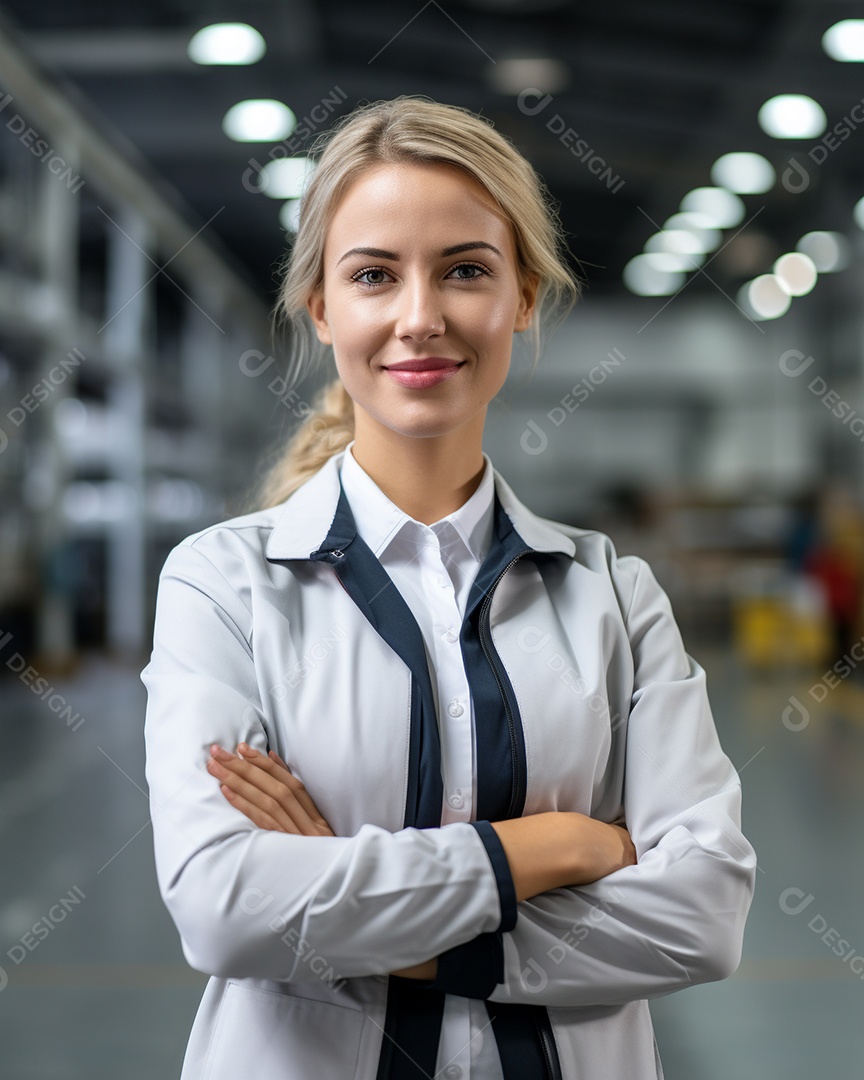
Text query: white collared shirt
339 438 504 1080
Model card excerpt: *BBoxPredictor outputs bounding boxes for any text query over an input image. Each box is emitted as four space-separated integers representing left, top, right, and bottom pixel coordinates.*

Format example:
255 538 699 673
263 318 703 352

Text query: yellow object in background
733 596 832 668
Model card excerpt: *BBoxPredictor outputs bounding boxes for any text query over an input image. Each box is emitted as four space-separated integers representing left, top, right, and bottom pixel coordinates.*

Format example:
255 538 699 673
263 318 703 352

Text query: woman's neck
348 413 487 526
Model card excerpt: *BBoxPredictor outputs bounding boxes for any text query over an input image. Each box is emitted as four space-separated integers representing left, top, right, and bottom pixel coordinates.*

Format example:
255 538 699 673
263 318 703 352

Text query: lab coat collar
264 446 576 562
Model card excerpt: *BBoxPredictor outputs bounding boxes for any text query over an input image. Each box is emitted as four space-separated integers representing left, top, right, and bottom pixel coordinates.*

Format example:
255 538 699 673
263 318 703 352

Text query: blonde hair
250 94 582 510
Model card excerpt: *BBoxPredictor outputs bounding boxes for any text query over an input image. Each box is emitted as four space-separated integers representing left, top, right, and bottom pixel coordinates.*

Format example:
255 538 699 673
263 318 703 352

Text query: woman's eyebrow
336 241 503 265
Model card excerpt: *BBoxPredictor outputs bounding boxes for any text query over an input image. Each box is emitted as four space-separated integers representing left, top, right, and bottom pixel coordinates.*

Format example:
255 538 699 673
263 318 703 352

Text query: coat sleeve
458 554 757 1006
141 539 517 983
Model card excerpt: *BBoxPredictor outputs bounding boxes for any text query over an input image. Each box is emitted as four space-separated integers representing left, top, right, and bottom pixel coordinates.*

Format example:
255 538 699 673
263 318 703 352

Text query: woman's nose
394 277 446 340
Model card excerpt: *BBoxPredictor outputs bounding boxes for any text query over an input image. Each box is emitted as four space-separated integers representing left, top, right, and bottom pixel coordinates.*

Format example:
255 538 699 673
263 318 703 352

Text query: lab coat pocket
201 981 365 1080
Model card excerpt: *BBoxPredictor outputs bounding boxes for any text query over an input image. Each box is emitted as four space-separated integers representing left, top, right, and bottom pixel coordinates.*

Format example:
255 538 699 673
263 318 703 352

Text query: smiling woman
298 157 538 514
251 94 581 513
141 95 756 1080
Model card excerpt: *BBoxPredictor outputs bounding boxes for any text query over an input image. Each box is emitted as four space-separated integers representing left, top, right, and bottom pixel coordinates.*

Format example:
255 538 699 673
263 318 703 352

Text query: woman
142 95 756 1080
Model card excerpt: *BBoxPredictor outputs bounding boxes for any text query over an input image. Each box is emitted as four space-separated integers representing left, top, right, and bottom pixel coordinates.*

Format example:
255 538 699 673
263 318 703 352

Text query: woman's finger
269 748 290 770
218 784 292 833
208 754 304 833
208 747 307 832
208 745 334 836
237 744 335 834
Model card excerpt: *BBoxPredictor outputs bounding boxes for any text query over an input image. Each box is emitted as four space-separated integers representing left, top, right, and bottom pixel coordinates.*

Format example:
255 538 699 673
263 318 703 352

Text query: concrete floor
1 642 862 1079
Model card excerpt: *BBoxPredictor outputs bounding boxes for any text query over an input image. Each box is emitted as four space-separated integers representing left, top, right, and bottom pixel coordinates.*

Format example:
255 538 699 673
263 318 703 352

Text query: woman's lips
384 362 465 389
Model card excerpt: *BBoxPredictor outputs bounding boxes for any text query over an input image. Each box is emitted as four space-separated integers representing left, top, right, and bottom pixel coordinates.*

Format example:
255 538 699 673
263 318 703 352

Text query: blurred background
1 1 863 1076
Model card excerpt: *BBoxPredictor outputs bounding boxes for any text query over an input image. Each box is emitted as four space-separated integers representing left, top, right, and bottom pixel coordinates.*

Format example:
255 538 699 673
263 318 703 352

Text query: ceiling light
822 20 864 62
223 100 296 142
188 23 265 65
645 229 703 255
279 200 302 233
261 157 316 199
663 211 715 231
623 254 686 296
710 152 775 194
758 95 826 138
660 213 722 252
795 231 850 272
773 252 817 296
644 230 706 268
643 250 702 273
679 187 746 228
853 195 864 230
489 57 570 94
743 275 791 319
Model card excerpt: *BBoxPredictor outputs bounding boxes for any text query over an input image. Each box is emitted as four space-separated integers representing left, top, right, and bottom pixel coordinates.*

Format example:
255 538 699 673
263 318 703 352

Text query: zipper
477 551 530 821
535 1004 564 1080
537 1021 560 1080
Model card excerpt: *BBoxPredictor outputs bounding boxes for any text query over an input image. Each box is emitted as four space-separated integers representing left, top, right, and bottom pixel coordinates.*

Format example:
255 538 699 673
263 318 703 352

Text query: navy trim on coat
308 477 563 1080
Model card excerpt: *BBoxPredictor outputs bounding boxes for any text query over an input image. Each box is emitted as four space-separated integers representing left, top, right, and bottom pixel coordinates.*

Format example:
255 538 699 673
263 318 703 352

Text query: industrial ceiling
1 0 863 307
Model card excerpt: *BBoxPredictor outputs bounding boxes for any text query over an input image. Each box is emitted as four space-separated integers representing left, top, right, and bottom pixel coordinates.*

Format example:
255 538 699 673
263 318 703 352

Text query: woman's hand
390 813 636 980
491 811 637 903
207 743 335 836
208 747 438 984
207 743 439 980
390 959 438 981
571 815 637 883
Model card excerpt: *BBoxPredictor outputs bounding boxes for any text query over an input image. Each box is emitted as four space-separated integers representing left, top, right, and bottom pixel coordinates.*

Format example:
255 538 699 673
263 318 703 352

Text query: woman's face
306 161 538 443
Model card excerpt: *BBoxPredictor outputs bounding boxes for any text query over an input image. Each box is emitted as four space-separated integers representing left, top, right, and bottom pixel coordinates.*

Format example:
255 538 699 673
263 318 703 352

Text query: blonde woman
142 95 756 1080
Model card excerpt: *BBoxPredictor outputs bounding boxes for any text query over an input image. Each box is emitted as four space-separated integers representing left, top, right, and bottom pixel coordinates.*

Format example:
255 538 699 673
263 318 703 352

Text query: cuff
425 930 504 998
411 820 518 1000
470 819 518 932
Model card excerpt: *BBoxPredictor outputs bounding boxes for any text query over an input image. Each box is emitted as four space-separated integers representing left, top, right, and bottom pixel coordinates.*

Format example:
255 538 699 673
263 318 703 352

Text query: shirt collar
338 438 495 565
264 443 577 563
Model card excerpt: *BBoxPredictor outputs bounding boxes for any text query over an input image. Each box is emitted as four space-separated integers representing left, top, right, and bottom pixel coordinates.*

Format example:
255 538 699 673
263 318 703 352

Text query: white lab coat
141 446 756 1080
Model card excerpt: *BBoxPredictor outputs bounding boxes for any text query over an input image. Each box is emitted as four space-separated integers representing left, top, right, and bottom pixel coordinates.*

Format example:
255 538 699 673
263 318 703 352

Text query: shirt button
448 700 464 717
443 1067 463 1080
442 629 458 643
437 575 449 588
448 791 464 809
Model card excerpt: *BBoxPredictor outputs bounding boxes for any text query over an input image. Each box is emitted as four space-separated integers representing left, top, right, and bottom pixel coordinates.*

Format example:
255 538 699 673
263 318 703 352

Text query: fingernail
239 743 257 756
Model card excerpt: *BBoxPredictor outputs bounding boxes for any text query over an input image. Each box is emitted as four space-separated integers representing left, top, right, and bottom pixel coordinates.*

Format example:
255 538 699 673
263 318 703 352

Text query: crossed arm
145 541 754 999
205 739 637 981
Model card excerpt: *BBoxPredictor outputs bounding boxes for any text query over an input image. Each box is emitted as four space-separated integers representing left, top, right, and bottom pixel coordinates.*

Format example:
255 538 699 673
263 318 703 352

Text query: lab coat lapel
307 476 444 832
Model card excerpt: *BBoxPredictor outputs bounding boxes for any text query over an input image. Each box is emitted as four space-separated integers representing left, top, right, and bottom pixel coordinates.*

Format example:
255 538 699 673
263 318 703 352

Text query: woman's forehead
324 162 514 256
345 158 486 193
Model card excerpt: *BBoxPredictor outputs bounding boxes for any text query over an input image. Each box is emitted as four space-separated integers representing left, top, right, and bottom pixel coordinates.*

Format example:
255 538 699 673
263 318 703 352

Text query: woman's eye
351 262 489 288
449 262 488 280
353 268 390 286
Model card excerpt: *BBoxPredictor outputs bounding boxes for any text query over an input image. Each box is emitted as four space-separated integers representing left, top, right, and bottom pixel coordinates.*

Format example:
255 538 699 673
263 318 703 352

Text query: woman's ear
306 289 332 345
514 272 540 333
